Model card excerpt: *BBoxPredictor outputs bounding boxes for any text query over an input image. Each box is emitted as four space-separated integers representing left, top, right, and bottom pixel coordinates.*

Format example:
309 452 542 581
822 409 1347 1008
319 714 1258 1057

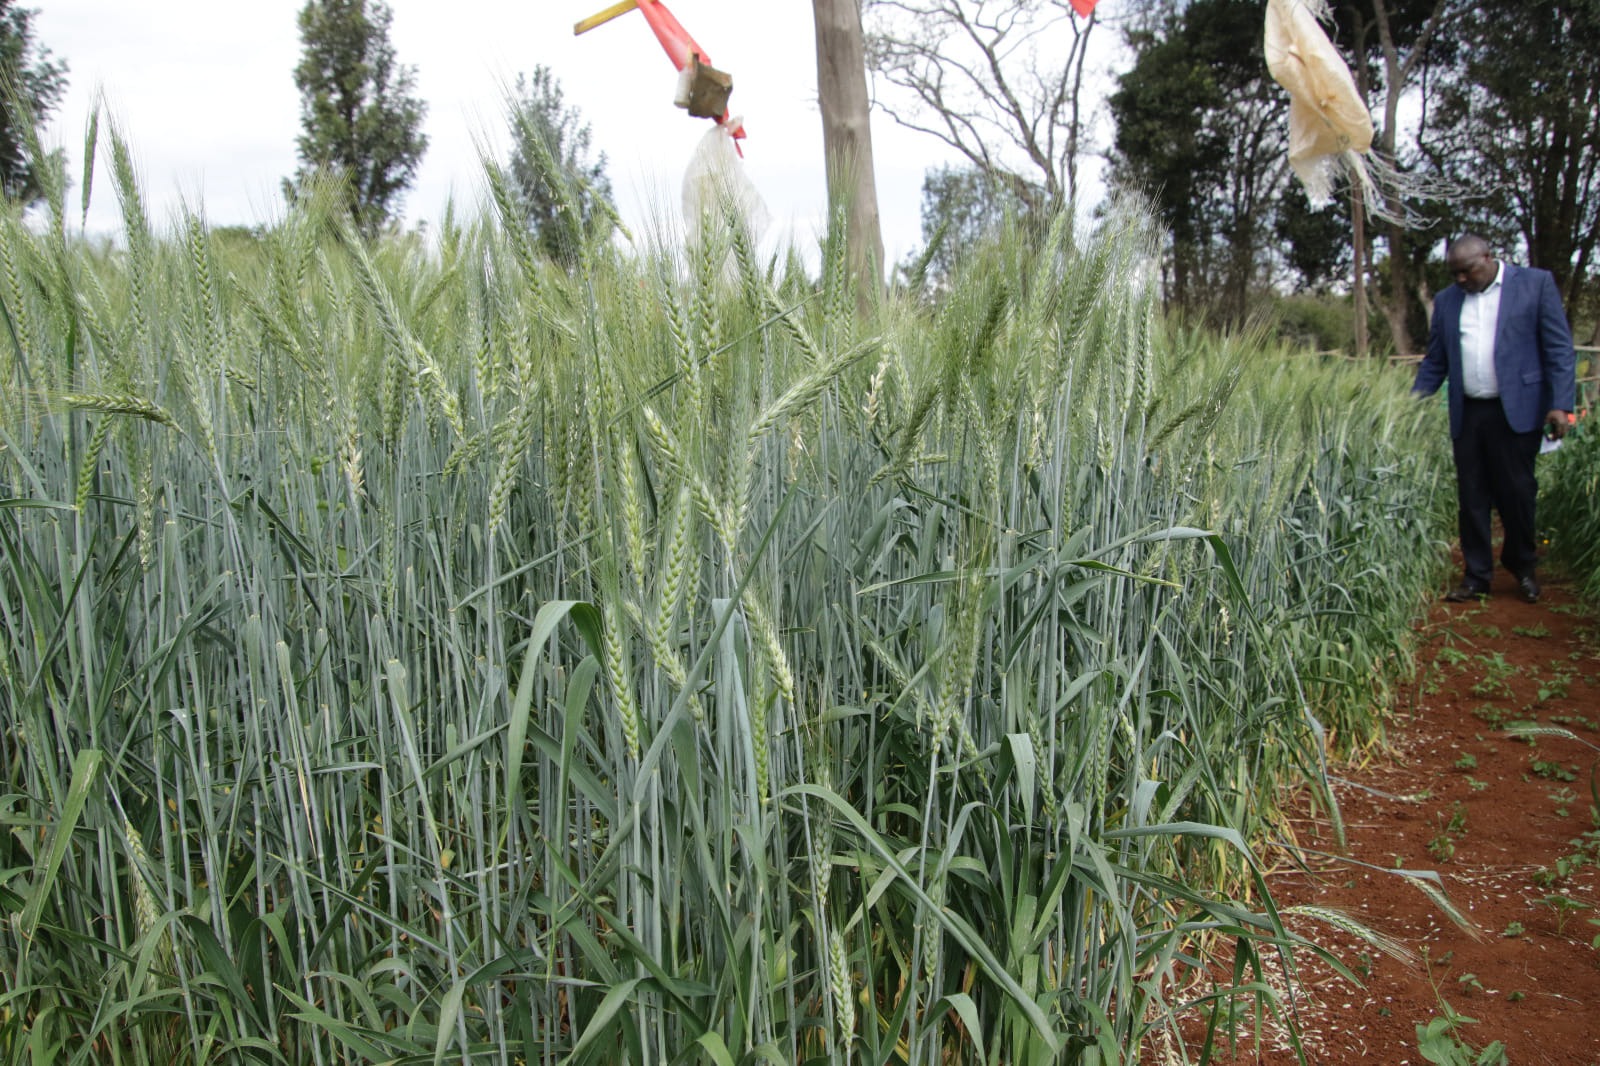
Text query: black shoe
1517 574 1540 603
1445 582 1488 603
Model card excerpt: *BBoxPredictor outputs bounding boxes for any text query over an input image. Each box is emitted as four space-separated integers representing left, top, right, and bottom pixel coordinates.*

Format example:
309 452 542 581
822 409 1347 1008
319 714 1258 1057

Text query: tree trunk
1345 6 1371 359
1352 183 1369 358
1367 0 1452 356
1383 219 1415 353
813 0 884 299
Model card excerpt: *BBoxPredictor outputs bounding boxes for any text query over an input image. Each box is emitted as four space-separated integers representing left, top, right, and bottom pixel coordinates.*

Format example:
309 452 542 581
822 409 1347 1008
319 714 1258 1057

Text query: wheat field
0 127 1456 1064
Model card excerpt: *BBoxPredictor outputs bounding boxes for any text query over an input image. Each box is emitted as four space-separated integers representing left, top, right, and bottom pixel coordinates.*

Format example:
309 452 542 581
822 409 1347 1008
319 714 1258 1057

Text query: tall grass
0 133 1452 1064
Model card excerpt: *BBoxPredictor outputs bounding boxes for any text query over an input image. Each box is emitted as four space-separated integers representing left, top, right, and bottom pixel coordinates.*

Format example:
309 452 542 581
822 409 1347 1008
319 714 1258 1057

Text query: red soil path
1213 569 1600 1065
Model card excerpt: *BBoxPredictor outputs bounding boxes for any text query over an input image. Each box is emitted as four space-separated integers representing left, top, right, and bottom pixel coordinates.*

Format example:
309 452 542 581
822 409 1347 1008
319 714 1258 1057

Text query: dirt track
1214 569 1600 1065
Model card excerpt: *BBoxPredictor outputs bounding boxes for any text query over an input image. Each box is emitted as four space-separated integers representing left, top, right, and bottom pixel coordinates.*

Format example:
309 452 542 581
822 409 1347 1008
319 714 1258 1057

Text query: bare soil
1207 568 1600 1065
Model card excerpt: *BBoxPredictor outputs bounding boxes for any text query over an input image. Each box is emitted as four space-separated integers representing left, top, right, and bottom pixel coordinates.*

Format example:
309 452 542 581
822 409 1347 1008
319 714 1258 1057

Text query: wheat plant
0 135 1456 1065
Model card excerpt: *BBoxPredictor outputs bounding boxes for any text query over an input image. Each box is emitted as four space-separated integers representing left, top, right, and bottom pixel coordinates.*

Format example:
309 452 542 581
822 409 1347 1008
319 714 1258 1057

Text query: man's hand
1544 409 1574 440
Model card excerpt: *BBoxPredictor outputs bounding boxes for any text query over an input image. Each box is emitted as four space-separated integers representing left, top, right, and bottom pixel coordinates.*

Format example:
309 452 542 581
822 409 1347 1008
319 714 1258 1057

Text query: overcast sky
29 0 1005 265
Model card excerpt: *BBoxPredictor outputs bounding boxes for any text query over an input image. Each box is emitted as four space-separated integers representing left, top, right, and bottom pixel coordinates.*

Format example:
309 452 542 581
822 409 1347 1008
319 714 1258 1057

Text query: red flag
1070 0 1100 15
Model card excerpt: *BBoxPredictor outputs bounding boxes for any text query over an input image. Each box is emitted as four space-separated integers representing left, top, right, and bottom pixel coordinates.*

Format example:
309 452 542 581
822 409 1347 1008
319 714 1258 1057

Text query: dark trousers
1453 397 1542 587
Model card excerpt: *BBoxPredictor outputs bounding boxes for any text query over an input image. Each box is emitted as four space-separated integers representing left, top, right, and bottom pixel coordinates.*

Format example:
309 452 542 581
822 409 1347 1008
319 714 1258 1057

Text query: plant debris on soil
1209 568 1600 1066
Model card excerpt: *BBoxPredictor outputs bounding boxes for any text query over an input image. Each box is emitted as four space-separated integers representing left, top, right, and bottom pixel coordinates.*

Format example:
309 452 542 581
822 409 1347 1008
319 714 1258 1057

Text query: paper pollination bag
1264 0 1374 204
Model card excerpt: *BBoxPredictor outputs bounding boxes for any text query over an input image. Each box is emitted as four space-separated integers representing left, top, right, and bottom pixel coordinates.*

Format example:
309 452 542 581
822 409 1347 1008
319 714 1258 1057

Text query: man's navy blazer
1413 263 1576 439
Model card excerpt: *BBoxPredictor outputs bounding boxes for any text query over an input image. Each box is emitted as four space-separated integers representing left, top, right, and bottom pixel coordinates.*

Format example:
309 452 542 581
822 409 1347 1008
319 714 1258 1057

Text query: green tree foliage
1421 0 1600 319
1275 191 1350 293
0 0 67 206
1298 0 1456 356
289 0 428 237
505 66 614 269
902 163 1031 292
1109 0 1294 322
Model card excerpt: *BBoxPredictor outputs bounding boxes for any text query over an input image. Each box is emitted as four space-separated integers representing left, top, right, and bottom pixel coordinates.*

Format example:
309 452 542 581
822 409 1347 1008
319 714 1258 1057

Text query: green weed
1538 893 1591 936
1428 803 1468 862
1536 673 1572 702
1471 703 1510 728
1414 1002 1507 1066
1529 757 1577 782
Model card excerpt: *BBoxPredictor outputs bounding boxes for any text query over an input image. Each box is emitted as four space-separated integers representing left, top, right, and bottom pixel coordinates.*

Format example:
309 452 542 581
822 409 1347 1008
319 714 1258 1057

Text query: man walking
1413 234 1577 603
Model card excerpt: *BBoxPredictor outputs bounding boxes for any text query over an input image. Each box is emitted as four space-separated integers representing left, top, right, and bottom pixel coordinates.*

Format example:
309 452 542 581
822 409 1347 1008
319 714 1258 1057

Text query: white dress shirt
1460 262 1504 398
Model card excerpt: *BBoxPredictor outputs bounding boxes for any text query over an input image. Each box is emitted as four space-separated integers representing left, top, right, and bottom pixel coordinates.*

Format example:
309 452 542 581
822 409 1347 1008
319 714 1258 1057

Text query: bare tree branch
866 0 1101 211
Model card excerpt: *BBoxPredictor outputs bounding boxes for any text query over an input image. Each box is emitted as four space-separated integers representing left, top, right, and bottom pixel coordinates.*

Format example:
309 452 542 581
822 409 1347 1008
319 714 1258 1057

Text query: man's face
1447 247 1497 294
